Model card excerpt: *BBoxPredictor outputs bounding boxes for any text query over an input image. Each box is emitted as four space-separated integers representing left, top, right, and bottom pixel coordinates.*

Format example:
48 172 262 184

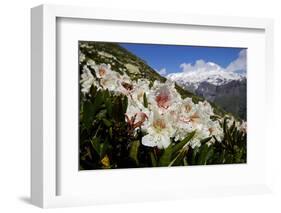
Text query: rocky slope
196 79 246 120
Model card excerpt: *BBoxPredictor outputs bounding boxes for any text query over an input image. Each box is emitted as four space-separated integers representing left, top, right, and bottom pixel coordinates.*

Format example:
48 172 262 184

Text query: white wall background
0 0 280 212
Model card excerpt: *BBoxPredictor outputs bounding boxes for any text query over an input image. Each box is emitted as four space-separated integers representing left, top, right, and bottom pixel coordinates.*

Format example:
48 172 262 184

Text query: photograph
79 41 247 170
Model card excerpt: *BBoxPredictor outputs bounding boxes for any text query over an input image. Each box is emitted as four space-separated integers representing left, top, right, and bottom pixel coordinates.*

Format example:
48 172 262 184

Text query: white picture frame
31 4 274 208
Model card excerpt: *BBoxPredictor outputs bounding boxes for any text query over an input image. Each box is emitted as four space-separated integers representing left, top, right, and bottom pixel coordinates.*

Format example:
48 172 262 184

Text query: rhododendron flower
175 114 203 142
198 101 214 116
125 111 148 130
142 109 175 149
239 121 247 133
100 76 119 91
148 81 181 114
170 98 198 140
125 103 150 131
94 63 112 79
80 66 97 94
226 116 236 128
171 98 222 145
117 74 134 95
79 60 245 151
129 79 150 109
132 79 150 100
206 120 223 142
226 116 247 133
92 64 121 91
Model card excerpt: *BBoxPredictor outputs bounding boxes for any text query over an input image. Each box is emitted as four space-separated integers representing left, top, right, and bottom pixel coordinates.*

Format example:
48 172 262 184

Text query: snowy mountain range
167 61 247 120
167 61 245 89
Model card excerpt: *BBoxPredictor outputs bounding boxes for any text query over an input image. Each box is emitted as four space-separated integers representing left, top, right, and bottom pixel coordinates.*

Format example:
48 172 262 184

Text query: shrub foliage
80 86 246 170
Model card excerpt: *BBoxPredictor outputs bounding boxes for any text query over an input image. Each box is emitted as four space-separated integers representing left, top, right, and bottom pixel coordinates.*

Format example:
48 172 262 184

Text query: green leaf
112 96 127 122
234 150 243 162
129 140 140 165
223 117 228 134
159 131 196 167
82 90 105 128
172 131 196 154
158 146 173 167
96 109 107 120
89 85 97 97
82 102 95 128
150 151 157 167
122 96 128 114
183 157 188 166
92 90 104 114
205 146 214 164
100 138 109 158
105 99 113 117
143 92 148 108
109 127 113 138
229 121 236 134
168 148 188 166
200 136 212 145
191 147 200 164
102 118 112 127
197 144 213 165
90 137 101 156
219 150 226 164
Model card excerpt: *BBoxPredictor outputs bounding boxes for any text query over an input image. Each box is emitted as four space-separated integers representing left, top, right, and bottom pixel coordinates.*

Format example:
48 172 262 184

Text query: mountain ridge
167 61 245 88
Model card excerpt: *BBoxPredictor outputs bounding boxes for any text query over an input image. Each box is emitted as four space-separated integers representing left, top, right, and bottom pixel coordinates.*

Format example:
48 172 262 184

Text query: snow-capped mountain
167 61 246 120
167 62 245 91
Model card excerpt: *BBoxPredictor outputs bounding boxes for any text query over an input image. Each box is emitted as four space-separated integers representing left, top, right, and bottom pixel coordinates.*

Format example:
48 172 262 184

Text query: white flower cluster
80 60 227 149
226 116 247 133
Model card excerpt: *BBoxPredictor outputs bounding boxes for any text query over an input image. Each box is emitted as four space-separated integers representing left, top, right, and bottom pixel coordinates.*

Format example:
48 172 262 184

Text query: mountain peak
167 67 244 89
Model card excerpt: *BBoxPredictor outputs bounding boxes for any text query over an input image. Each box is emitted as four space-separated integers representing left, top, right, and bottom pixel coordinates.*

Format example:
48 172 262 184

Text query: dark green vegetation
79 85 246 169
79 41 247 170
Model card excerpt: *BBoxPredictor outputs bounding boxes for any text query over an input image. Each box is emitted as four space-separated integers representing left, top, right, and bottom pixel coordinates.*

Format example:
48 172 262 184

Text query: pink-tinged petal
155 87 171 109
98 67 106 77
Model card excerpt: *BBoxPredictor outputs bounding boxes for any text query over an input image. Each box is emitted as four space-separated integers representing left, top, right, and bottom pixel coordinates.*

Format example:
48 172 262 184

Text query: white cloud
226 49 247 73
178 49 246 75
180 60 222 73
157 68 167 76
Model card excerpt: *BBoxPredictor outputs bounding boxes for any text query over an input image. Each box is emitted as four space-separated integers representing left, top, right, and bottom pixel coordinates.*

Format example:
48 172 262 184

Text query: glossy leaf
143 92 148 108
159 131 195 166
129 140 140 165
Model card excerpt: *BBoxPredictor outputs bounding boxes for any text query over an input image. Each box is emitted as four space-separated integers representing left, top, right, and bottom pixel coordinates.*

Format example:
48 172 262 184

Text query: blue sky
120 43 246 75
